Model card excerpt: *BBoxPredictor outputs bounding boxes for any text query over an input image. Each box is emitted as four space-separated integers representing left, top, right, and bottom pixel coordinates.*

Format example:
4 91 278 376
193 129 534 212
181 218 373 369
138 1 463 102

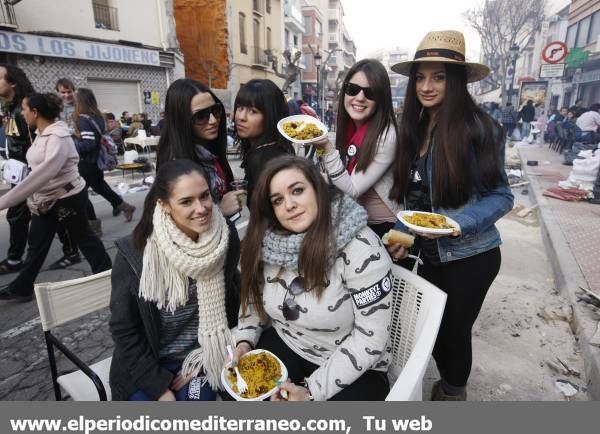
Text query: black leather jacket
5 101 33 163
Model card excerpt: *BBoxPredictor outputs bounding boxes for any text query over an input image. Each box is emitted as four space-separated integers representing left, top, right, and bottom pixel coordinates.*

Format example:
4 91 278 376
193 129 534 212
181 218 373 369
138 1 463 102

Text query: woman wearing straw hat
388 30 514 400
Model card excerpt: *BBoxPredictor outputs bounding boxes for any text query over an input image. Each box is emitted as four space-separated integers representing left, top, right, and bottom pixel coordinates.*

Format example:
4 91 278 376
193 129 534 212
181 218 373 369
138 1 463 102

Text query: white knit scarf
139 204 232 390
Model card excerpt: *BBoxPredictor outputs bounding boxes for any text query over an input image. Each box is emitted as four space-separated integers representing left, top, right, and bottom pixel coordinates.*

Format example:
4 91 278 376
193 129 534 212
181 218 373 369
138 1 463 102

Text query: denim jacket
395 122 514 263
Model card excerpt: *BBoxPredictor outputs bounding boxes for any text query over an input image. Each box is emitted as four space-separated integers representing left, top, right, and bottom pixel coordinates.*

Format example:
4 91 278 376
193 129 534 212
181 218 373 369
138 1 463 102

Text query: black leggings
78 161 123 219
257 327 390 401
418 247 501 387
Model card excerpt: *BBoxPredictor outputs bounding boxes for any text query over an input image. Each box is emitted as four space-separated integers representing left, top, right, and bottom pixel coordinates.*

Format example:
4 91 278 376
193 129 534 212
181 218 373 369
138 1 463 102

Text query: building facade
301 0 357 114
368 47 410 109
0 0 183 121
283 0 306 99
174 0 285 110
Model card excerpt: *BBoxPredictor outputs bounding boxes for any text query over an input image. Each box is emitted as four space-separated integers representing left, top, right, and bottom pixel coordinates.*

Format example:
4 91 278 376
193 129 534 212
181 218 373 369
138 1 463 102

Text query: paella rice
282 120 323 140
227 352 282 398
404 212 455 229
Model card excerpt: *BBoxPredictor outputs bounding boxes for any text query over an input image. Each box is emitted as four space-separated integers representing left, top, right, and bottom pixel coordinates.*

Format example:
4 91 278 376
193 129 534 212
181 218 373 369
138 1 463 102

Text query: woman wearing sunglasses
314 59 400 238
232 156 392 401
156 79 243 219
234 79 294 203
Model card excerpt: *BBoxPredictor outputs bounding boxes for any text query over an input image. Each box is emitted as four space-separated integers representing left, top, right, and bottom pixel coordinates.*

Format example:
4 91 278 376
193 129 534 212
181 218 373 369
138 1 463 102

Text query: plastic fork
226 345 248 394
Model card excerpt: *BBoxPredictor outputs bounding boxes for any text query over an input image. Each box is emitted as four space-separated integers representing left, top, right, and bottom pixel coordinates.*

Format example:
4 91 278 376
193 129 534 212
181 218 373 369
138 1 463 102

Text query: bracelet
236 340 254 350
328 167 347 179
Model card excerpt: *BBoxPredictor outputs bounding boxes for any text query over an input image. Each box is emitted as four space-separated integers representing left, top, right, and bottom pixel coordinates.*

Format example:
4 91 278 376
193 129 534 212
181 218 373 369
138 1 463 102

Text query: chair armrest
46 332 108 400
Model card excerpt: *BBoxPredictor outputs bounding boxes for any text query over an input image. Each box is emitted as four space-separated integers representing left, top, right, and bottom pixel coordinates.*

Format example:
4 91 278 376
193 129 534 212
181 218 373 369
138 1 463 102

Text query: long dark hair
155 79 233 184
0 63 34 108
73 88 104 136
133 159 211 250
390 63 503 208
336 59 399 172
240 156 342 319
234 79 290 158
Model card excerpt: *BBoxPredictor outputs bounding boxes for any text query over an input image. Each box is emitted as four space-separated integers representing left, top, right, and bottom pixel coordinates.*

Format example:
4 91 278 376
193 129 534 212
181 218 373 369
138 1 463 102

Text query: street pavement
518 143 600 400
0 148 594 401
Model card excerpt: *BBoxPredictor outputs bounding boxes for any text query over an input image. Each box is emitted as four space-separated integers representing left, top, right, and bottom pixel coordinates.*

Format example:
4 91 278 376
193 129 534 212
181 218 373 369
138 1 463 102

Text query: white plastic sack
124 150 139 164
568 150 600 185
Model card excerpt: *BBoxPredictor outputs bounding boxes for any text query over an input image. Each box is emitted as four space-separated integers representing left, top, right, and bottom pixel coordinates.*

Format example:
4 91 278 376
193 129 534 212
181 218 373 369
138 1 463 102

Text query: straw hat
391 30 490 83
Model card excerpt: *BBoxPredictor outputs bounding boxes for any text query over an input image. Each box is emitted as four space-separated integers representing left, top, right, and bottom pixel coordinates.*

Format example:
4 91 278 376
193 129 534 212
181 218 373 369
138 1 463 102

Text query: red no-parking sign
542 41 568 64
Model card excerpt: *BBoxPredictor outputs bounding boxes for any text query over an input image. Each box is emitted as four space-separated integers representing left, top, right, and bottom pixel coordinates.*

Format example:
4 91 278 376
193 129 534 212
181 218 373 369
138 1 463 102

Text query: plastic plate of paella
397 210 461 236
221 349 288 401
277 115 329 144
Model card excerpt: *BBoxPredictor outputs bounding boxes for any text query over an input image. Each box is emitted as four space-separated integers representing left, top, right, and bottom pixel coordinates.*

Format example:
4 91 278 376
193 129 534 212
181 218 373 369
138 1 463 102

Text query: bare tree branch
464 0 547 103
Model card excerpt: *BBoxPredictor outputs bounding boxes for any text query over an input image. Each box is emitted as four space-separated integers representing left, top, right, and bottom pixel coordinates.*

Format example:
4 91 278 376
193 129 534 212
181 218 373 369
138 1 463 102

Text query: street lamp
314 51 322 117
508 44 519 105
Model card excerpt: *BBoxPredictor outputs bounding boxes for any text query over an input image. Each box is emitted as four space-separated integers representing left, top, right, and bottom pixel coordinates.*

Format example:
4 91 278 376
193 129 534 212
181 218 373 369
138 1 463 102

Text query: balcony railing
93 2 119 31
0 2 17 29
252 46 268 68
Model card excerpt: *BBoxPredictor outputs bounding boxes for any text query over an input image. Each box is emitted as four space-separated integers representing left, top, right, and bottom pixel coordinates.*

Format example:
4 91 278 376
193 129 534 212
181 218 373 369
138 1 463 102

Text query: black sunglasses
191 103 224 125
345 82 375 100
282 276 305 321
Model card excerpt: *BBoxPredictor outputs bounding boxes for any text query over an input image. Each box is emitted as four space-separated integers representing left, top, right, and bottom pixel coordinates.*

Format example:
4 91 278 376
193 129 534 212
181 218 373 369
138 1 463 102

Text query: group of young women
106 30 513 402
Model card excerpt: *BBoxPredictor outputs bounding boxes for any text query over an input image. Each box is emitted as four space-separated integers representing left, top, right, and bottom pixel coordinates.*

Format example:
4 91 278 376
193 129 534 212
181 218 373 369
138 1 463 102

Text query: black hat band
414 48 465 62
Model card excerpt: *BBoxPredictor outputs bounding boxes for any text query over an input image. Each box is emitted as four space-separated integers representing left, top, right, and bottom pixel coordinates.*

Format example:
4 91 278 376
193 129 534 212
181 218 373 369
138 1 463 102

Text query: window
267 27 272 50
253 0 262 14
239 13 247 54
266 0 271 14
304 16 312 35
293 34 298 48
566 24 577 48
590 11 600 46
92 0 119 31
576 16 591 47
315 20 322 38
285 29 290 47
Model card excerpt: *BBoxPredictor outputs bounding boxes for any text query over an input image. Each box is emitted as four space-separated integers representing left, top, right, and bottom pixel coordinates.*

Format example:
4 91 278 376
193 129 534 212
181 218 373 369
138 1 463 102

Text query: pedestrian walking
155 79 243 220
501 102 518 138
73 88 136 227
0 64 34 275
519 100 535 139
233 156 392 401
109 159 240 400
48 77 83 270
234 79 294 203
388 30 514 400
0 93 111 303
313 58 401 238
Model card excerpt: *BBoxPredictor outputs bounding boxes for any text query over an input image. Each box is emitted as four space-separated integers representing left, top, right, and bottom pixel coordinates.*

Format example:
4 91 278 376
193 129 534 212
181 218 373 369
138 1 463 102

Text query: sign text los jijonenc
0 30 160 67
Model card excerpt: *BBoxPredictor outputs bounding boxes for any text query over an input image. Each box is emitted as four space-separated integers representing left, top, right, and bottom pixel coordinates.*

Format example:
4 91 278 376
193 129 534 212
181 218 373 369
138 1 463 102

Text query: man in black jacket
519 99 535 139
0 64 34 275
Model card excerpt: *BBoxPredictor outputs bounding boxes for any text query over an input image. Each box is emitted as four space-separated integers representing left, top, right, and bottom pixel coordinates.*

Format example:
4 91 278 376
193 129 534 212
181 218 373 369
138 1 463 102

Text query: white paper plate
277 115 329 144
397 210 460 235
221 349 288 401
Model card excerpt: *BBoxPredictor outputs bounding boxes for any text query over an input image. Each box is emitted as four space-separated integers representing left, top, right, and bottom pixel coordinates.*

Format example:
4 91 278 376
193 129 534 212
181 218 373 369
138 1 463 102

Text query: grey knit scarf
261 195 368 271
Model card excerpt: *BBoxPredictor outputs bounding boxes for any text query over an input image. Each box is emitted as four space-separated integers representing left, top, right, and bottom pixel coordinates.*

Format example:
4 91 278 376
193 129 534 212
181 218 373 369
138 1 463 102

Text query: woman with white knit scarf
109 159 240 401
234 156 393 401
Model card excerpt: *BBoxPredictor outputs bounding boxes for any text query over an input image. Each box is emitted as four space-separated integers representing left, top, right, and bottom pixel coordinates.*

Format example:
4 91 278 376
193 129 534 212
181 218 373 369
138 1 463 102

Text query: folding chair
34 270 113 401
385 264 447 401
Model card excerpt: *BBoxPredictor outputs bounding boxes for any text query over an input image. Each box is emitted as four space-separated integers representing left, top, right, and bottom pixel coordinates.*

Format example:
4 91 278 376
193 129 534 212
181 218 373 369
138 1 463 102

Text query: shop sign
0 30 160 66
540 63 565 78
565 47 589 69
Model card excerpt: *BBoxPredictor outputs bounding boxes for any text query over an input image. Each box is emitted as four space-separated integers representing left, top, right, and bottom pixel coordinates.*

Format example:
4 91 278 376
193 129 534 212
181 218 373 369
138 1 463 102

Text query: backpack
81 114 119 171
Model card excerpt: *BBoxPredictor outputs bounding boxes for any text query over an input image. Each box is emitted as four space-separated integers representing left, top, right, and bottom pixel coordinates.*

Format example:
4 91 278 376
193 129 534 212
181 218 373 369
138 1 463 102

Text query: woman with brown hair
73 88 135 223
231 156 392 401
314 59 400 237
388 31 514 400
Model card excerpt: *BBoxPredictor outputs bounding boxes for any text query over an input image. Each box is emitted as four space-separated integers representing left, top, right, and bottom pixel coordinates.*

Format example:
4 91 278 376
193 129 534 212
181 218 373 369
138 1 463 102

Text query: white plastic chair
34 270 113 401
385 264 447 401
